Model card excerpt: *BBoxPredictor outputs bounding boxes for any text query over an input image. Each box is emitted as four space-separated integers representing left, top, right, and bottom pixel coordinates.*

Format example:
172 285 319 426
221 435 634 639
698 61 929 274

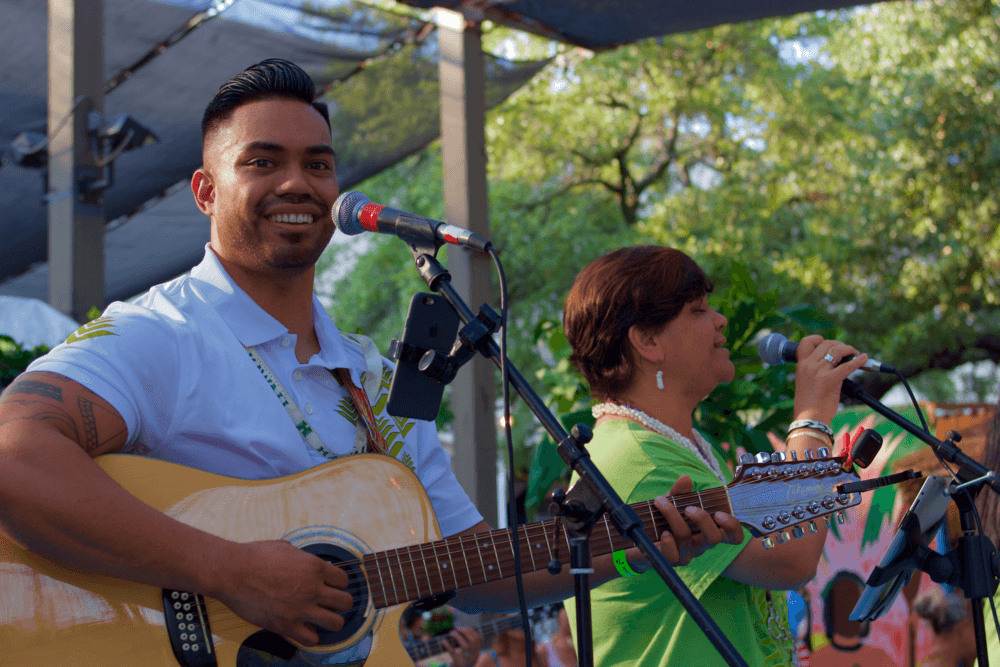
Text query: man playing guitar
0 59 742 665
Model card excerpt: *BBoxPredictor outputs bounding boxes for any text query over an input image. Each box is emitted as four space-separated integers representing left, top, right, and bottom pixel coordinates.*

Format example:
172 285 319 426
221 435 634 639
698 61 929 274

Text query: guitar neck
364 486 731 609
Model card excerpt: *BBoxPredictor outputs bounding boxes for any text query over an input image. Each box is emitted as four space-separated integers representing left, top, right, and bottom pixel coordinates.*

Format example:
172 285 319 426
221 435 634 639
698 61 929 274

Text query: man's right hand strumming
212 539 351 647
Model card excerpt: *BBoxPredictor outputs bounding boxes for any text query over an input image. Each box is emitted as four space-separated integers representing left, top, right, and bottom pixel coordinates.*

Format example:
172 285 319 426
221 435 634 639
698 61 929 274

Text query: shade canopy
0 0 871 304
0 0 545 303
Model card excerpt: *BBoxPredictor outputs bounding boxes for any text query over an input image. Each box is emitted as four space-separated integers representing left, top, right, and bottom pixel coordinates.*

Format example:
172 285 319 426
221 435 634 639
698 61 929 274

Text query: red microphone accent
358 203 385 232
442 232 459 245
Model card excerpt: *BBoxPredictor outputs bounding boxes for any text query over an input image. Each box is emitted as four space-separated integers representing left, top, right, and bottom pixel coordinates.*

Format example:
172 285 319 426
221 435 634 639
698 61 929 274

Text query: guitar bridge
162 589 217 667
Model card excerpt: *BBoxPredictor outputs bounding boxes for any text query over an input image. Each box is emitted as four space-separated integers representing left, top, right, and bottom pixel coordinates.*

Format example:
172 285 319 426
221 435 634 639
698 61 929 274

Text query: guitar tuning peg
817 446 831 458
808 520 818 533
770 451 786 463
761 536 775 550
738 452 755 465
792 525 805 538
789 450 798 460
755 452 771 464
823 515 831 527
805 449 815 460
776 530 791 544
836 510 848 525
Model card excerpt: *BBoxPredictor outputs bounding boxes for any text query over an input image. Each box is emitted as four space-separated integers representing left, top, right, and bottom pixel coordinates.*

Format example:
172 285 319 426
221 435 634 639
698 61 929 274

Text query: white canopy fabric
0 296 81 348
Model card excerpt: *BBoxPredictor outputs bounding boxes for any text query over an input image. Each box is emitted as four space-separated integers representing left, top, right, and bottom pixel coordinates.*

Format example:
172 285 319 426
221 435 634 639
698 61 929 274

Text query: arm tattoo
78 396 99 452
6 380 64 403
0 401 79 442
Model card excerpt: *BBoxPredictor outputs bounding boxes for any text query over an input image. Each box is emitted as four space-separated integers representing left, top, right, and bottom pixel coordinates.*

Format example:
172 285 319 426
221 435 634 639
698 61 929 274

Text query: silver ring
823 353 836 364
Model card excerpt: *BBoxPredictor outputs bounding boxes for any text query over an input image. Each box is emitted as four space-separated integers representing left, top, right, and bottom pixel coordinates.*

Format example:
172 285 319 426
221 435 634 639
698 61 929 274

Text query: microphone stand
401 243 748 667
841 379 1000 666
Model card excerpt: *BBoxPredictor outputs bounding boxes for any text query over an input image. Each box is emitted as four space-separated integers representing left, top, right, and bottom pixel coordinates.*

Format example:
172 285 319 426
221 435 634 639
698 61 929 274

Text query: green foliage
696 259 835 469
321 3 1000 489
0 336 50 388
640 2 1000 396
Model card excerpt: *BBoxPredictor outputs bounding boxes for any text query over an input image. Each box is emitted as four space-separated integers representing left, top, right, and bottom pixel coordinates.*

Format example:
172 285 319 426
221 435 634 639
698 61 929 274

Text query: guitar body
0 448 862 666
0 454 435 667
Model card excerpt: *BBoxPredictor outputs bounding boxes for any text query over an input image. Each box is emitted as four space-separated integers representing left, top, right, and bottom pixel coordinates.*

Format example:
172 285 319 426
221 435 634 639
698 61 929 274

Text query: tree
640 1 1000 401
321 1 1000 474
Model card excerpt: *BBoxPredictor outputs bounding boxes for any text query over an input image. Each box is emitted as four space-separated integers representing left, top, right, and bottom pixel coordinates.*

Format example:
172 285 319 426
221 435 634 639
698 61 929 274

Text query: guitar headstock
728 447 861 548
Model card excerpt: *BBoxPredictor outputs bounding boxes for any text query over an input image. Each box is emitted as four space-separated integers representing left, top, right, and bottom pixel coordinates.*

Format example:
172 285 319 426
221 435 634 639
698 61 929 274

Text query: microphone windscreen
758 333 795 366
333 191 369 236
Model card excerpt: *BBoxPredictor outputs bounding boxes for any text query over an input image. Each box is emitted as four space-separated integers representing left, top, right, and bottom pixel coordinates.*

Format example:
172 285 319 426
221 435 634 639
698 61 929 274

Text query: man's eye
309 162 331 170
251 159 273 167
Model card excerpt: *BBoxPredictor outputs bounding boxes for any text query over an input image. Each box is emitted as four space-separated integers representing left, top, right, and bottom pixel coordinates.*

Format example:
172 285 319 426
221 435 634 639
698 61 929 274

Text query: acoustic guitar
0 450 860 666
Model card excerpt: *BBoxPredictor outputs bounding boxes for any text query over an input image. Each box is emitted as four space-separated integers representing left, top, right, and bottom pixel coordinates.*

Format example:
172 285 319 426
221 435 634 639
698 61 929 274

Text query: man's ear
627 325 664 363
191 168 214 216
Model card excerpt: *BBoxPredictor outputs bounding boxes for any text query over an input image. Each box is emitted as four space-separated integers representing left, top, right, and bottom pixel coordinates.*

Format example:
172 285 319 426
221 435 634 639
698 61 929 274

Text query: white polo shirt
28 245 482 538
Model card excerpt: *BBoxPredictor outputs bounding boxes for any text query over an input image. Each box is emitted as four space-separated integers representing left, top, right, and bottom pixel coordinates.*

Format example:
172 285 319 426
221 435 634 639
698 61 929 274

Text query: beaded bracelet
613 550 641 578
788 419 833 437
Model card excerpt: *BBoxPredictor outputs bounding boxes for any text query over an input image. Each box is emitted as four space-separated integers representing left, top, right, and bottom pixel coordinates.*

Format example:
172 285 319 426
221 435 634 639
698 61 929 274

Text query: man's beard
232 219 332 274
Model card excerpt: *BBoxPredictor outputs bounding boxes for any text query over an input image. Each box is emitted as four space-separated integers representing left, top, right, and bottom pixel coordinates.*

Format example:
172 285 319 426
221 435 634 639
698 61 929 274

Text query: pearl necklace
592 402 725 483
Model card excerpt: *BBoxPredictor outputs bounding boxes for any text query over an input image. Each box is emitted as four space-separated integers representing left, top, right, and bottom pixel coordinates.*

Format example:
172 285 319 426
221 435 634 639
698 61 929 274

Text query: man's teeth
269 213 314 224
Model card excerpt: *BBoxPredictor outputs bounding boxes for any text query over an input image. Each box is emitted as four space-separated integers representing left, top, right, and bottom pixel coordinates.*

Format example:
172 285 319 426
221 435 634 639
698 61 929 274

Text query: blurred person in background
475 627 548 667
808 570 893 667
912 587 975 667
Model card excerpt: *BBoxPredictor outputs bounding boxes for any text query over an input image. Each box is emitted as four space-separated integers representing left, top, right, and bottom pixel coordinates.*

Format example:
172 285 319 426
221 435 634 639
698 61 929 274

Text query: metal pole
435 8 497 528
48 0 106 323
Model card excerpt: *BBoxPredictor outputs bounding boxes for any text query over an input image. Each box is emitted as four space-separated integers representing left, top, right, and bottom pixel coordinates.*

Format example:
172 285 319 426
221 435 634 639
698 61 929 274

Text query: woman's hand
791 335 869 426
629 474 745 569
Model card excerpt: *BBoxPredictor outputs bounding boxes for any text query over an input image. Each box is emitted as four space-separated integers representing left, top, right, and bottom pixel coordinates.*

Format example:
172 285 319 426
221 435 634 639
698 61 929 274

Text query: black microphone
757 332 896 374
333 191 492 252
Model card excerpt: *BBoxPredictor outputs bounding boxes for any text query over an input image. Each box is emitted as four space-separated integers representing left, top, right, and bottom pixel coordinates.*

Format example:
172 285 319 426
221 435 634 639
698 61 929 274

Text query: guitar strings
315 470 856 605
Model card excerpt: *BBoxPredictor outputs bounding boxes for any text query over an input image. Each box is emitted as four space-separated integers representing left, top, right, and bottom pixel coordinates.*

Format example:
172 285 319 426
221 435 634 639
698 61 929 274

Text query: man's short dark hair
201 58 331 148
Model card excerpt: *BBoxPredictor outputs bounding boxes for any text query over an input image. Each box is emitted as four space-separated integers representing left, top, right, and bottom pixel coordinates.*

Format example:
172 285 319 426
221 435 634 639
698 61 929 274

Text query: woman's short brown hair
563 246 712 402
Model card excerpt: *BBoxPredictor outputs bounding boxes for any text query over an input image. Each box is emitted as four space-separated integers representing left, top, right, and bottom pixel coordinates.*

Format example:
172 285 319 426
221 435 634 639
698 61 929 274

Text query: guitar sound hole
236 543 370 665
301 543 370 645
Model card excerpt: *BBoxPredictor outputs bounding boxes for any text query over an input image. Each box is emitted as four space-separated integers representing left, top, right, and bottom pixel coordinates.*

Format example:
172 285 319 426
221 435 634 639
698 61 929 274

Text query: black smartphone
386 293 460 421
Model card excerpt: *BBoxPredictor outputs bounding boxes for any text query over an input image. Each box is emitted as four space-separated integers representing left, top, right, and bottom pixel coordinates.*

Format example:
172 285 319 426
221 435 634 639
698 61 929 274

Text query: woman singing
561 246 867 667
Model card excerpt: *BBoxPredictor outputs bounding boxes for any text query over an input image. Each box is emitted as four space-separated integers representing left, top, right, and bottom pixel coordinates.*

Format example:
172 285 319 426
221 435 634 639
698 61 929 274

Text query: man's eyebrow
243 141 284 153
240 141 335 159
306 144 336 159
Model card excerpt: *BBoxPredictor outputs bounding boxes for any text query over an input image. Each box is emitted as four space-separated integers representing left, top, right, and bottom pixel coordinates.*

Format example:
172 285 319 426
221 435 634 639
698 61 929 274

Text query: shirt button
282 337 291 347
294 370 303 381
305 404 314 415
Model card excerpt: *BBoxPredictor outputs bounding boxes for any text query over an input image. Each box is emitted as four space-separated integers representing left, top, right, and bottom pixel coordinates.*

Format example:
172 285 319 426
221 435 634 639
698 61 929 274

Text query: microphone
333 191 492 252
757 332 896 374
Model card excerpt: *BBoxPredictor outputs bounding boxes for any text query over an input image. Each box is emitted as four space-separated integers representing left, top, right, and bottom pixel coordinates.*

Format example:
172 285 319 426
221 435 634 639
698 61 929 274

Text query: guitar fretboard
362 488 732 609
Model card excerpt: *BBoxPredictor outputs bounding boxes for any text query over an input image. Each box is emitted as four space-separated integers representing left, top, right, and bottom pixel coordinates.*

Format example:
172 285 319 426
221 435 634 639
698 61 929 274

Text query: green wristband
613 549 640 578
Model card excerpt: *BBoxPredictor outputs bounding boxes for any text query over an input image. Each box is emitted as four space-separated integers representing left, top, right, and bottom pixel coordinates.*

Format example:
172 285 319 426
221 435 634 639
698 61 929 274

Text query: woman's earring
656 370 664 390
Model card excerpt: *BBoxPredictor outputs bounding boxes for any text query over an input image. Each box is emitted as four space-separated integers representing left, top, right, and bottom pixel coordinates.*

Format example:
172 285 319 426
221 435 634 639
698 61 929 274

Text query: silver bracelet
788 419 833 437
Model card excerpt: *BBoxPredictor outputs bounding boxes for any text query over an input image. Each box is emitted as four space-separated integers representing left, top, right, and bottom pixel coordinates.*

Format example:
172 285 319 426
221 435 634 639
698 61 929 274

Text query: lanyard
246 331 387 460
